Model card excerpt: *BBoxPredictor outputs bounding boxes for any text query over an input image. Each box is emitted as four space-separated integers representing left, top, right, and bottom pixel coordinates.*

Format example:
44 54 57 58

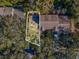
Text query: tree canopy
0 0 78 18
53 0 78 18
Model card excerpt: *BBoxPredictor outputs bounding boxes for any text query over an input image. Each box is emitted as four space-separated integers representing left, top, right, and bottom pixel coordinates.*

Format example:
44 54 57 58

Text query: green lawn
0 1 12 6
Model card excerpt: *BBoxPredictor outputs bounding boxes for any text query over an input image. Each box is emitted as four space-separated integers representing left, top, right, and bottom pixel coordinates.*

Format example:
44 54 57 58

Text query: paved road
0 7 25 19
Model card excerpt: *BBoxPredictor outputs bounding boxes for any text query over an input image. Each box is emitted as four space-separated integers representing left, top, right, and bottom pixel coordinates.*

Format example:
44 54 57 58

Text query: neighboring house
0 7 12 16
0 7 25 19
41 15 70 31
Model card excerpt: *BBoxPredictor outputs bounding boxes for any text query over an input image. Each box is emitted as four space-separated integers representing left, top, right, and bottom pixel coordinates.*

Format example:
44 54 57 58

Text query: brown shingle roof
41 15 58 21
40 15 70 31
0 7 25 19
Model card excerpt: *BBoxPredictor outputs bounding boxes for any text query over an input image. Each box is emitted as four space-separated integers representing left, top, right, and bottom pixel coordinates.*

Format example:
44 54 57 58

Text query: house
0 7 25 19
40 15 71 31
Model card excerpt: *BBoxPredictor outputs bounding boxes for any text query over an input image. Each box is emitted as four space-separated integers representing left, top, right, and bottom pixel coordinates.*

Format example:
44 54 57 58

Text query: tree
35 0 54 14
53 0 78 32
59 31 74 48
53 0 77 17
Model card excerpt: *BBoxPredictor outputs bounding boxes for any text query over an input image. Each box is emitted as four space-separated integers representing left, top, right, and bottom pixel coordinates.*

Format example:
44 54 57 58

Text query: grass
0 1 12 6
